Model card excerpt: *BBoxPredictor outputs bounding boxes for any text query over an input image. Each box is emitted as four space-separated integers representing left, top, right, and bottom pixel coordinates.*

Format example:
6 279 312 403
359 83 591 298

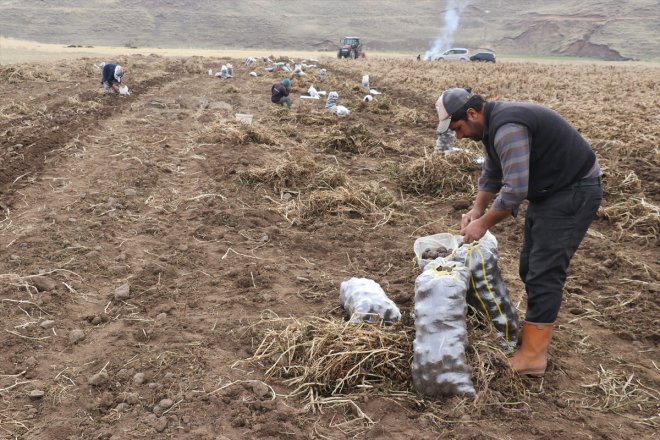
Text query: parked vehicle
337 37 364 59
436 48 469 61
470 52 496 63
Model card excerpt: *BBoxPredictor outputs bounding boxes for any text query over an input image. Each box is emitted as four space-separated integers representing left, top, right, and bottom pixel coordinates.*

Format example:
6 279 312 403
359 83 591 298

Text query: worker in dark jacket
100 63 124 95
435 87 602 377
271 78 292 108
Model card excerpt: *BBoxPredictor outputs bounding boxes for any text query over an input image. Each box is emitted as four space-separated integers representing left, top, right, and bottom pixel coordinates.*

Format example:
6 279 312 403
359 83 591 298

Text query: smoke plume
424 0 467 60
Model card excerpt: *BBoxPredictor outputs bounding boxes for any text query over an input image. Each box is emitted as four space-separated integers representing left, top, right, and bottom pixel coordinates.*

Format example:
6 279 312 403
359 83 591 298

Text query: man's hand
461 208 484 229
460 205 512 243
460 218 487 243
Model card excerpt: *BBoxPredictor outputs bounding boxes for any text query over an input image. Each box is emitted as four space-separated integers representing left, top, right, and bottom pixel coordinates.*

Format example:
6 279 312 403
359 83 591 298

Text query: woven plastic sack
362 74 370 89
449 232 520 351
413 233 460 269
412 259 475 398
325 91 338 109
339 278 401 324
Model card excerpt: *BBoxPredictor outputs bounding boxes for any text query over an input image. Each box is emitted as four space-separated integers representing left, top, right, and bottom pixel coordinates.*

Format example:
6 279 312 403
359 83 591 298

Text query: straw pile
396 151 481 198
591 140 660 243
238 151 347 193
0 65 53 84
268 107 338 126
195 120 279 146
238 153 317 191
245 310 529 427
293 183 396 223
249 316 413 398
320 123 387 155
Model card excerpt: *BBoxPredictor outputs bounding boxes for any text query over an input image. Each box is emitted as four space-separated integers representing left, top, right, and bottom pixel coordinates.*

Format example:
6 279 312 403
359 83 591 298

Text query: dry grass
195 120 280 146
292 183 396 224
599 196 659 242
238 151 318 191
244 311 531 432
319 123 388 155
267 106 338 126
560 365 660 428
0 64 53 83
249 315 413 397
0 101 30 118
396 150 482 198
592 140 660 242
238 151 347 193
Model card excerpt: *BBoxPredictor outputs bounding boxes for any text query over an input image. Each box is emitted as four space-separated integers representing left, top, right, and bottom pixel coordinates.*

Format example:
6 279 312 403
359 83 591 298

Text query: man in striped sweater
435 87 602 377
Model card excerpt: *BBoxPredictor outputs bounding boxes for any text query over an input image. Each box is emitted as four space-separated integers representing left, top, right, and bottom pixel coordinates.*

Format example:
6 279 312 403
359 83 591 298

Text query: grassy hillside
0 0 658 60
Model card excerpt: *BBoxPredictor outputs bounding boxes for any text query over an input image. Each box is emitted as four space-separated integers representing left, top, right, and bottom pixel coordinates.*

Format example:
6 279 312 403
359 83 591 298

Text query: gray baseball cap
435 88 474 133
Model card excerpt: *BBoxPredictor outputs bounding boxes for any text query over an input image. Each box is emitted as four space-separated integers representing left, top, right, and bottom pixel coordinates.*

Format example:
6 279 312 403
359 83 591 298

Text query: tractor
337 37 364 59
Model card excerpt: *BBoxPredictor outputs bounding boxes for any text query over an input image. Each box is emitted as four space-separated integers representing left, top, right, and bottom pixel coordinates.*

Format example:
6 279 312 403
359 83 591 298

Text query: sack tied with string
448 232 520 352
412 259 475 398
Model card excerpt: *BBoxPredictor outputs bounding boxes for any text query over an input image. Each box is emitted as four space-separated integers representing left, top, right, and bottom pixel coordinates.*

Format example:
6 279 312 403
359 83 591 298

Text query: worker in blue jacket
100 63 124 95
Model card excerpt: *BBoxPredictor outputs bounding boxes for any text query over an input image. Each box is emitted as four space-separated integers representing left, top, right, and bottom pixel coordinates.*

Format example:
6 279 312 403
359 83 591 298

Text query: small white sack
208 68 213 76
294 64 305 77
119 85 130 95
325 91 339 109
335 105 350 117
362 74 370 89
307 85 319 98
369 89 382 95
249 71 258 77
340 278 401 324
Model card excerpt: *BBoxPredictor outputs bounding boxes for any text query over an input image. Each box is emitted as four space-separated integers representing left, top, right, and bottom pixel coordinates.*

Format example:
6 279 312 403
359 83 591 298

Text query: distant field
3 37 658 67
0 37 343 65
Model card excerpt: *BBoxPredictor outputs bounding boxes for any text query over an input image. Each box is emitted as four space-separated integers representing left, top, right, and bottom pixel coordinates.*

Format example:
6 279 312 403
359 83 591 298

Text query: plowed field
0 55 658 439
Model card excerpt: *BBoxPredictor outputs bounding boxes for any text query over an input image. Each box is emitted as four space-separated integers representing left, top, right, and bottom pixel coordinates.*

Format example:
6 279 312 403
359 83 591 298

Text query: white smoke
424 0 468 60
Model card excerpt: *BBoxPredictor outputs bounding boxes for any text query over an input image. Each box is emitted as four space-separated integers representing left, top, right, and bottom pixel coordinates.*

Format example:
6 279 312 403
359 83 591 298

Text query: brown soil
0 55 658 440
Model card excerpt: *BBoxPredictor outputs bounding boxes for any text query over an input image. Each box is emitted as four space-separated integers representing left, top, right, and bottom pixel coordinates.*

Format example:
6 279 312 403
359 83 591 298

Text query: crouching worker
271 78 292 108
100 63 124 95
435 87 602 377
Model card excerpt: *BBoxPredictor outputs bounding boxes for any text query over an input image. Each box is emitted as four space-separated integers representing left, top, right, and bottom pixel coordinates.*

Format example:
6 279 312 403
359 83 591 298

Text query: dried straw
248 315 413 398
195 120 279 146
293 183 396 222
561 365 660 427
396 151 481 198
320 123 387 155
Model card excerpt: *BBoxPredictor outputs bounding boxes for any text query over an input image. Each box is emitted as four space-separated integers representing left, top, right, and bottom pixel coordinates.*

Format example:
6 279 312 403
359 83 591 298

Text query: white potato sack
339 278 401 324
412 258 475 398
